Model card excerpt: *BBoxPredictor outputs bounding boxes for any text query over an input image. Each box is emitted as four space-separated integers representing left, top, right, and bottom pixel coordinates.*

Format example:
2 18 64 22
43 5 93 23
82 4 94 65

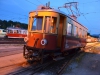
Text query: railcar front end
23 9 63 62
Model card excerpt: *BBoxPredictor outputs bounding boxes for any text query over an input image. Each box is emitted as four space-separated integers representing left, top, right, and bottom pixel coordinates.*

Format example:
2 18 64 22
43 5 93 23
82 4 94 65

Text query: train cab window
67 23 72 36
31 16 43 31
44 17 57 34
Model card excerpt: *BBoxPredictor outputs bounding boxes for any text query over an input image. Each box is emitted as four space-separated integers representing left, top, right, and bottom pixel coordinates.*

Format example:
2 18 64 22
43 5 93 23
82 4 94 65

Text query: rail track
6 49 83 75
7 61 54 75
1 43 99 75
57 50 83 75
0 38 25 44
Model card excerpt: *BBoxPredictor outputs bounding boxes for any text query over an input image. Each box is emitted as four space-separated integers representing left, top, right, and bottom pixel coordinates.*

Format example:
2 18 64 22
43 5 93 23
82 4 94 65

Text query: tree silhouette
0 19 28 29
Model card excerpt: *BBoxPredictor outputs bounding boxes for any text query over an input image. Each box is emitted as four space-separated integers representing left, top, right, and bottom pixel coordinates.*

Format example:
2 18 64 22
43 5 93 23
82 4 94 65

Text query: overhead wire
0 7 28 17
37 0 44 5
25 0 38 6
77 8 95 34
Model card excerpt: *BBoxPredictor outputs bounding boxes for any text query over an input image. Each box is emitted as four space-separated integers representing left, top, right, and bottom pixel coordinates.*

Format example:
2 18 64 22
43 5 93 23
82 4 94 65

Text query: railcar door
57 15 65 48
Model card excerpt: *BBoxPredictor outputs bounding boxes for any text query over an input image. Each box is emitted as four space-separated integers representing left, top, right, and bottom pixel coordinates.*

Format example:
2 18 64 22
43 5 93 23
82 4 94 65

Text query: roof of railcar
7 27 27 30
30 9 88 30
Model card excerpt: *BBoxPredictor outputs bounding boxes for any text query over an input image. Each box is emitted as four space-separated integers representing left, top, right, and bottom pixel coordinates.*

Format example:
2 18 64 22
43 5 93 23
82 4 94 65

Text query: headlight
41 39 47 45
24 37 29 42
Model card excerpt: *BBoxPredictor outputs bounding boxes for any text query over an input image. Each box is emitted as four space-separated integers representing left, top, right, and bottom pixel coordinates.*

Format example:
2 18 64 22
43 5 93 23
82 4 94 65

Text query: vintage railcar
5 27 27 38
23 6 88 62
0 29 6 38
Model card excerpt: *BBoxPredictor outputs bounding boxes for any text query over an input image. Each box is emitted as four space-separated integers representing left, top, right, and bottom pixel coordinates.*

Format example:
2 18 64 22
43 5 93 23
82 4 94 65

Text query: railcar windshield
30 15 57 34
44 16 57 34
31 16 43 31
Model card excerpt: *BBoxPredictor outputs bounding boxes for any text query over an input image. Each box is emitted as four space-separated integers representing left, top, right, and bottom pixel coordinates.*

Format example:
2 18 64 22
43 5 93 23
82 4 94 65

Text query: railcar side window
23 31 27 34
14 30 18 33
44 16 57 33
82 30 85 38
79 28 82 38
32 17 43 31
9 30 13 33
67 23 72 36
85 31 87 38
18 30 21 34
73 26 78 37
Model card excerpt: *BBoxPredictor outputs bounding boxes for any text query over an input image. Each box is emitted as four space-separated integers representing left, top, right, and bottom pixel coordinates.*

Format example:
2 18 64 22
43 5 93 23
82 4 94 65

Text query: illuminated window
79 28 82 37
44 16 57 33
73 26 78 37
18 30 21 34
14 30 18 33
23 31 27 34
67 23 72 36
32 16 43 31
84 31 87 38
82 30 85 38
9 30 13 33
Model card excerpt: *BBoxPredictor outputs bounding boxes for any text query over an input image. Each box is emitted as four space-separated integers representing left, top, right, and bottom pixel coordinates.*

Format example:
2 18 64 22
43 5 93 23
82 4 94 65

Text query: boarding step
53 57 65 61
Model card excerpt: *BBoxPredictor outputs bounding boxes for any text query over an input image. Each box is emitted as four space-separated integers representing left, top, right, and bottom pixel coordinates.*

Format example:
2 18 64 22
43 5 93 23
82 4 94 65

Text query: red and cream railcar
23 6 88 62
6 27 27 38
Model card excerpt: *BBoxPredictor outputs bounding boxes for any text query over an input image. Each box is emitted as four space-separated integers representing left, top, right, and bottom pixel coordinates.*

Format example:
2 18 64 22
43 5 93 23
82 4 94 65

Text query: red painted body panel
27 33 57 50
7 33 27 38
61 35 87 52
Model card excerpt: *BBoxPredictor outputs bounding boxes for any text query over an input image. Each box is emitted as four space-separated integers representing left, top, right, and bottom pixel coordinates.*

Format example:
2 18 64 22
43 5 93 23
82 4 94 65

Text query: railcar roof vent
37 5 52 10
37 2 53 10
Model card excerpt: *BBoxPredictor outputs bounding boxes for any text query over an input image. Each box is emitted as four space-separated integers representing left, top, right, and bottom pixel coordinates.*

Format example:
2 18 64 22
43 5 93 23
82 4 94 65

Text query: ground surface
0 43 100 75
34 42 100 75
62 42 100 75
